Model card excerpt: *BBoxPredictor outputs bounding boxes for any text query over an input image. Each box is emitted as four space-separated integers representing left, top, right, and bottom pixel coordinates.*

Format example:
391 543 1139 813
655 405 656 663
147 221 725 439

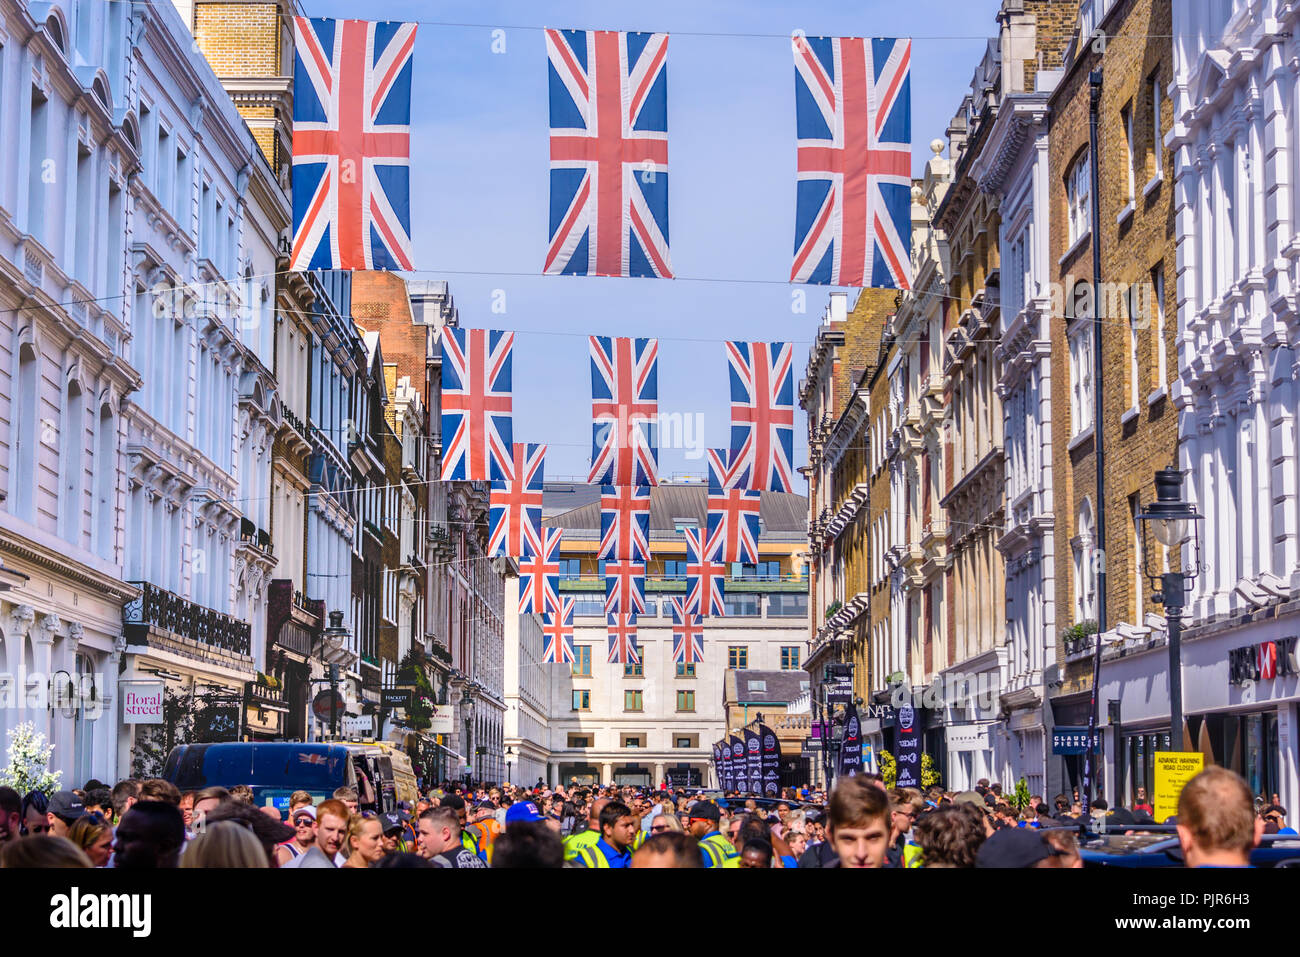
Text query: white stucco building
973 61 1062 799
0 0 140 787
1127 0 1300 809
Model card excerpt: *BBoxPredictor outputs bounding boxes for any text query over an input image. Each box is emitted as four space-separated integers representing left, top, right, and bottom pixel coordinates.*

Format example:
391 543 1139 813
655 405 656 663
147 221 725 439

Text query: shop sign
1051 726 1101 755
122 681 165 724
1153 751 1204 823
946 724 991 752
428 703 455 734
1229 636 1300 686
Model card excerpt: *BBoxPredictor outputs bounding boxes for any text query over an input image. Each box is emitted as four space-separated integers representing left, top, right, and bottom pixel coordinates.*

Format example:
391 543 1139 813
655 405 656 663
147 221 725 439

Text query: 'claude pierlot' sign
122 681 164 724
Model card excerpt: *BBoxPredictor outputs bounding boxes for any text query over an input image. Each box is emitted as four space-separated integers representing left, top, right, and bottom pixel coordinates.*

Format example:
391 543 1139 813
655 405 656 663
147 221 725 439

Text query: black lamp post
505 745 515 786
322 611 350 738
1136 467 1203 753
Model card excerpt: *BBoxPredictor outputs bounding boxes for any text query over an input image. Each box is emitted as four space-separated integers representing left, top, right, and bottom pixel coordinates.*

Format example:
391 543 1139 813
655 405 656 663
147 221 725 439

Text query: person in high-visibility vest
439 793 487 862
562 796 609 863
467 801 502 863
685 802 737 867
571 800 637 868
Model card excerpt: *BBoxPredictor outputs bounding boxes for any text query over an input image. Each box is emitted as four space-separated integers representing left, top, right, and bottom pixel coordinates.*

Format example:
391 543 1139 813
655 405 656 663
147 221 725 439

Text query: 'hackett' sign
122 682 165 724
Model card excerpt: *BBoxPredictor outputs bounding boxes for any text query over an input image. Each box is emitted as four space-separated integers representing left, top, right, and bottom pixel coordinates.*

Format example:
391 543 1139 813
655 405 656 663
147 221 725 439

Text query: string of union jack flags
289 17 913 288
287 16 905 668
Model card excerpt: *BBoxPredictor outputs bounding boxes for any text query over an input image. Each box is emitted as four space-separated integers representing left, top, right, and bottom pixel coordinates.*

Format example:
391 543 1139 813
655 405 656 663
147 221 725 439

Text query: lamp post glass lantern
1136 467 1203 754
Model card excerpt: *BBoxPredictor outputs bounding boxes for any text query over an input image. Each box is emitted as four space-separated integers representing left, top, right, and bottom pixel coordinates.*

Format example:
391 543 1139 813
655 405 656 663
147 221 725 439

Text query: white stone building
542 482 810 788
0 0 143 787
972 59 1062 798
1125 0 1300 808
504 573 551 787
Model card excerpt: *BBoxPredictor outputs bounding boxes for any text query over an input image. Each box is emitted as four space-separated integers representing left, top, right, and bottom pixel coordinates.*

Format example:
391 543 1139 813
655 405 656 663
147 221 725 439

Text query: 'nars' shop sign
122 682 165 724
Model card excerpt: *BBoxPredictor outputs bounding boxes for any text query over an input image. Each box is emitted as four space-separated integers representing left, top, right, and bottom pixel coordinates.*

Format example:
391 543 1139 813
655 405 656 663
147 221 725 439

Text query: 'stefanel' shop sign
122 681 164 724
1229 636 1300 686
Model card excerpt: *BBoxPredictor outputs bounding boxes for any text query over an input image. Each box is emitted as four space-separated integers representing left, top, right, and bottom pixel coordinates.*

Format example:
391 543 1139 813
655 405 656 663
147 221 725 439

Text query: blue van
162 742 357 814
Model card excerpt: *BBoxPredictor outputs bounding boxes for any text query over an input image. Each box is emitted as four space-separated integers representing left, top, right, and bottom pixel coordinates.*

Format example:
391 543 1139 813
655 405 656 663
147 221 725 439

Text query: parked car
1079 830 1300 868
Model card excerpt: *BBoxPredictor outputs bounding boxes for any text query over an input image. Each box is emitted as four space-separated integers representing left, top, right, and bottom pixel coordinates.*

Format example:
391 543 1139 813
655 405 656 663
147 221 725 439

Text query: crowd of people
0 765 1284 868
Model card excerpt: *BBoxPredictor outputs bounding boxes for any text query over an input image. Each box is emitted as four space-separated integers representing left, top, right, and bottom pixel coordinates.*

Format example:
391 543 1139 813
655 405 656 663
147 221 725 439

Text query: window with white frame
1128 302 1140 409
1067 152 1091 244
1151 264 1166 388
1069 317 1094 437
1149 71 1163 178
1122 101 1135 203
1073 498 1097 622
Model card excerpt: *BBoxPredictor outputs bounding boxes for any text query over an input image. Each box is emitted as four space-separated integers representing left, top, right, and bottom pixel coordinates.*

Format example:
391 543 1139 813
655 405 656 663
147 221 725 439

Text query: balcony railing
282 407 307 437
124 581 252 656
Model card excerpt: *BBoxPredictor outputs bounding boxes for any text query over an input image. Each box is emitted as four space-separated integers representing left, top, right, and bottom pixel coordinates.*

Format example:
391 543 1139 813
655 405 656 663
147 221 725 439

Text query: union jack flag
541 597 576 664
604 558 646 616
726 341 796 493
671 597 704 664
519 527 562 615
440 328 514 482
588 336 659 486
599 484 651 562
545 29 672 278
791 36 911 289
606 612 641 665
706 448 743 492
708 481 761 565
291 17 417 271
488 443 546 558
684 527 726 618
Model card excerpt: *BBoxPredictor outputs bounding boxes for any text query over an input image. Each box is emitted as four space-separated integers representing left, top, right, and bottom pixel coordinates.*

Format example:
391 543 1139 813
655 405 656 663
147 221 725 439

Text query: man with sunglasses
275 804 318 865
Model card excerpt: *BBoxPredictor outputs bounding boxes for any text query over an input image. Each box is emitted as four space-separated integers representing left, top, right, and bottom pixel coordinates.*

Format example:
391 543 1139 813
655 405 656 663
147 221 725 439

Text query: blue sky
307 0 1001 488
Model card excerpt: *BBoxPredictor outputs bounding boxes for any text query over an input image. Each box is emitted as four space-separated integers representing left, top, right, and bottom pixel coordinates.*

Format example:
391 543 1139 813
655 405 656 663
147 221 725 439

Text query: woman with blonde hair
341 813 385 868
648 811 684 835
181 821 268 868
66 813 114 867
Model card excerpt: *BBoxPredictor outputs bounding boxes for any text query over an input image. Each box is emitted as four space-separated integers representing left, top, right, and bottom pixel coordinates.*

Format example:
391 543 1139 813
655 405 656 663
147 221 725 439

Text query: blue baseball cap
505 801 546 824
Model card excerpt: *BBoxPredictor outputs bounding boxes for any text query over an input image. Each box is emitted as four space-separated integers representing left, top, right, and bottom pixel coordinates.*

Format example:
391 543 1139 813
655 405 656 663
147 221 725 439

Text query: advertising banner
759 723 782 796
837 703 862 779
896 703 922 788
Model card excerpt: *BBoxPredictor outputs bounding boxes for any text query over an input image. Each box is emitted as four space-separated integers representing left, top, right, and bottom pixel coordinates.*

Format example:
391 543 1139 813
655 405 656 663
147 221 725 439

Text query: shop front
1096 613 1300 814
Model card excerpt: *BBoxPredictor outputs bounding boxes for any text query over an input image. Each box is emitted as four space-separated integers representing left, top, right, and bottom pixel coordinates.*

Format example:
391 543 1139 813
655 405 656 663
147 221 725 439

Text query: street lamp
1136 467 1203 753
505 746 515 786
322 611 350 738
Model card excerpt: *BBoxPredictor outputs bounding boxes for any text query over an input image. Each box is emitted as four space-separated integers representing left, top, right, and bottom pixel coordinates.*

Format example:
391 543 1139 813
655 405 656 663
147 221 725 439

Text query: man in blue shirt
571 800 637 868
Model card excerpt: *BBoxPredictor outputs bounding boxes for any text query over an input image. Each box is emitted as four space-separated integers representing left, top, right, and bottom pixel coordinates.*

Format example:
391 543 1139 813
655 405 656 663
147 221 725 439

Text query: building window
1129 492 1144 619
623 659 643 677
623 735 642 748
1128 301 1140 409
571 689 590 711
732 561 782 580
728 646 749 669
1150 70 1163 178
675 736 693 748
1073 498 1097 622
724 594 761 617
1122 100 1135 203
769 593 808 617
662 560 689 579
572 645 592 677
567 734 591 748
781 646 801 670
676 690 695 712
1067 151 1091 244
676 662 696 678
672 518 697 533
1151 264 1166 389
1069 317 1094 437
624 690 643 712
